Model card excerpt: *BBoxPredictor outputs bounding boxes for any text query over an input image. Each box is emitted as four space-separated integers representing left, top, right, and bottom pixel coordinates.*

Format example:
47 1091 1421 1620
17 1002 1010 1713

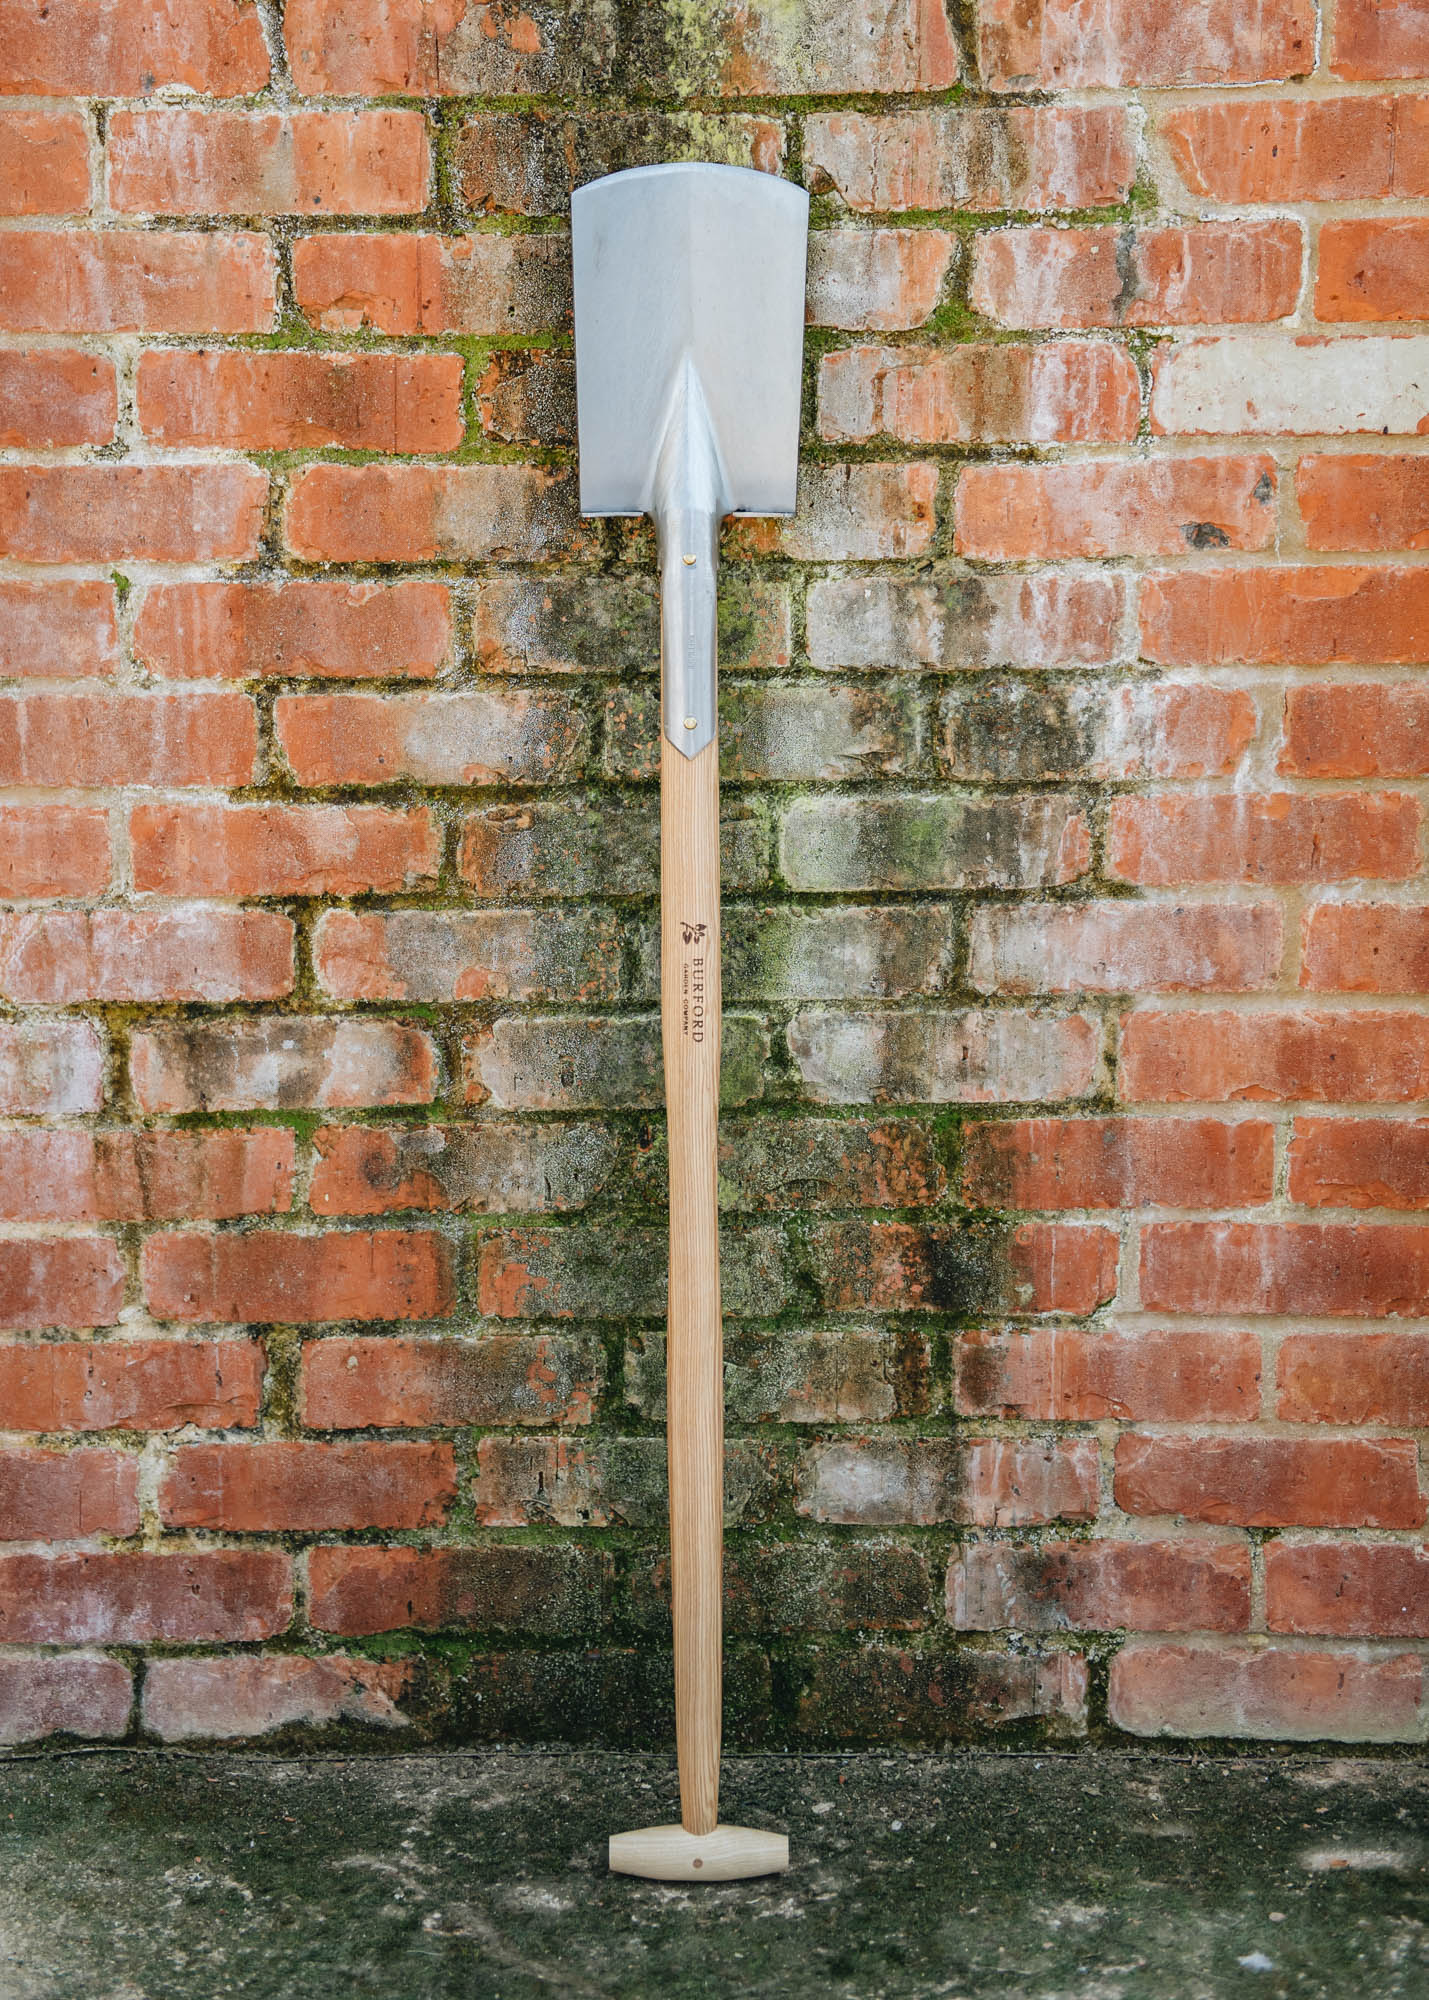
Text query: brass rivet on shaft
683 716 698 730
682 553 697 566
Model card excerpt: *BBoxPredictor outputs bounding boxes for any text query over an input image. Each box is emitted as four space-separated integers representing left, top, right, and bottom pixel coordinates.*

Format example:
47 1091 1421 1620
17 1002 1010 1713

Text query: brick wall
0 0 1426 1751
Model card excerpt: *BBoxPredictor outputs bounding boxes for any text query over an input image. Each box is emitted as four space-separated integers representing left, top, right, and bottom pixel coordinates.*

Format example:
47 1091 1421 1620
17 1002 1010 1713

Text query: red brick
0 110 89 215
0 910 292 1004
307 1543 605 1638
313 908 623 1005
971 222 1302 329
0 1656 131 1746
293 231 570 336
1122 1009 1429 1104
1142 1220 1429 1320
1316 220 1429 322
1282 683 1429 778
0 1551 291 1644
142 1654 411 1742
819 340 1139 447
956 456 1276 561
0 1129 292 1223
0 1338 262 1433
1109 793 1420 886
0 351 115 448
955 1327 1261 1422
0 692 255 786
285 463 579 564
728 464 936 561
309 1121 618 1216
134 580 451 683
0 582 118 679
1277 1330 1429 1426
805 105 1130 213
130 1018 438 1115
0 807 109 899
302 1333 600 1429
1163 95 1429 202
1290 1118 1429 1210
160 1441 455 1532
950 1540 1251 1633
806 228 956 332
0 0 268 94
970 902 1282 995
810 1220 1118 1316
797 1436 1098 1527
0 465 265 564
0 1239 122 1330
1109 1641 1422 1741
1268 1542 1429 1638
1116 1432 1424 1528
0 1447 137 1540
0 1020 103 1116
1334 0 1429 78
962 1115 1274 1211
136 349 464 453
455 111 784 218
1298 455 1429 551
108 110 429 217
475 1224 797 1322
0 231 276 333
130 804 440 898
981 0 1314 88
1303 904 1429 994
142 1230 455 1325
277 690 587 788
1142 566 1429 666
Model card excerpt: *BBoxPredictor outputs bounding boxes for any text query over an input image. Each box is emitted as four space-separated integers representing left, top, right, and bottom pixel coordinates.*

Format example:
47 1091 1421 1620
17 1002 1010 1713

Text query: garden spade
572 162 808 1882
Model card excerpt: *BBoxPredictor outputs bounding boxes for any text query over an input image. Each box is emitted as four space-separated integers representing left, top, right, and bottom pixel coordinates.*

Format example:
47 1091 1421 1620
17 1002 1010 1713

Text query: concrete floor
0 1749 1424 1998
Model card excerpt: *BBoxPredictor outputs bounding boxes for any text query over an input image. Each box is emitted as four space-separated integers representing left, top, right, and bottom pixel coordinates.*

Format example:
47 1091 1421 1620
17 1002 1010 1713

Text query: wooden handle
660 731 723 1838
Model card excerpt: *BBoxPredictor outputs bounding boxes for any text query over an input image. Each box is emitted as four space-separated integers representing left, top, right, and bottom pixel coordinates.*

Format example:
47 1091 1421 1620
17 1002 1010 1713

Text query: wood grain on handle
660 730 723 1838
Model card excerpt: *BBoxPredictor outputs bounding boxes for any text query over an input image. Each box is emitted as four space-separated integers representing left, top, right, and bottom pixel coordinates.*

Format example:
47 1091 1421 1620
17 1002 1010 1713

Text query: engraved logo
680 920 707 945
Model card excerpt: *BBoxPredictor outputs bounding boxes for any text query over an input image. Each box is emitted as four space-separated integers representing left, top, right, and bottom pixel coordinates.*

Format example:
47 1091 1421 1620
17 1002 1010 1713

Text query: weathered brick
961 454 1279 560
788 1007 1099 1106
1318 220 1429 322
0 692 254 787
0 351 114 447
0 110 89 215
1141 1220 1429 1320
604 681 922 784
0 1339 262 1433
277 690 588 788
1267 1543 1429 1637
285 464 580 564
806 106 1130 213
1277 1330 1429 1426
809 1219 1118 1316
980 0 1314 88
142 1230 455 1325
819 340 1139 446
711 1116 947 1213
0 807 109 899
0 1240 124 1330
723 904 956 1002
136 350 464 453
461 798 768 899
0 0 268 94
302 1332 602 1428
1290 1119 1429 1211
0 1448 137 1540
1116 1433 1424 1529
950 1541 1251 1634
109 109 429 217
0 465 265 564
0 1129 292 1222
134 580 451 683
0 910 292 1005
455 111 782 217
1304 904 1429 994
962 1116 1274 1210
130 804 440 899
0 1656 131 1747
307 1544 607 1639
130 1017 437 1113
1122 1009 1429 1105
672 1541 935 1638
1334 0 1429 79
1109 1642 1422 1742
474 347 573 445
797 1437 1098 1526
293 231 571 335
311 1124 617 1218
142 1655 411 1742
969 902 1282 995
728 463 936 562
476 1224 796 1322
0 1020 103 1116
954 1327 1261 1422
0 230 276 333
1162 96 1429 202
1282 683 1429 777
809 572 1127 671
1298 454 1429 551
806 228 956 330
463 1014 767 1111
1110 794 1420 886
0 1551 291 1645
313 907 628 1004
941 680 1253 783
1152 336 1429 435
971 222 1301 330
474 1435 778 1529
779 795 1088 892
0 581 118 679
796 1645 1086 1744
628 1327 928 1425
160 1440 455 1531
473 573 790 677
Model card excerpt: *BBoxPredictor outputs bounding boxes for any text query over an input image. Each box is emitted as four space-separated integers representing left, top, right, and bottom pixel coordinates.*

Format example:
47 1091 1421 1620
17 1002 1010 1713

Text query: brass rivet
682 553 697 566
683 716 698 730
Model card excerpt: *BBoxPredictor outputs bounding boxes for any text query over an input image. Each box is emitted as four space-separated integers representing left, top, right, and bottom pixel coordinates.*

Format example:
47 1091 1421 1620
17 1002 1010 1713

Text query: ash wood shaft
660 730 723 1839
